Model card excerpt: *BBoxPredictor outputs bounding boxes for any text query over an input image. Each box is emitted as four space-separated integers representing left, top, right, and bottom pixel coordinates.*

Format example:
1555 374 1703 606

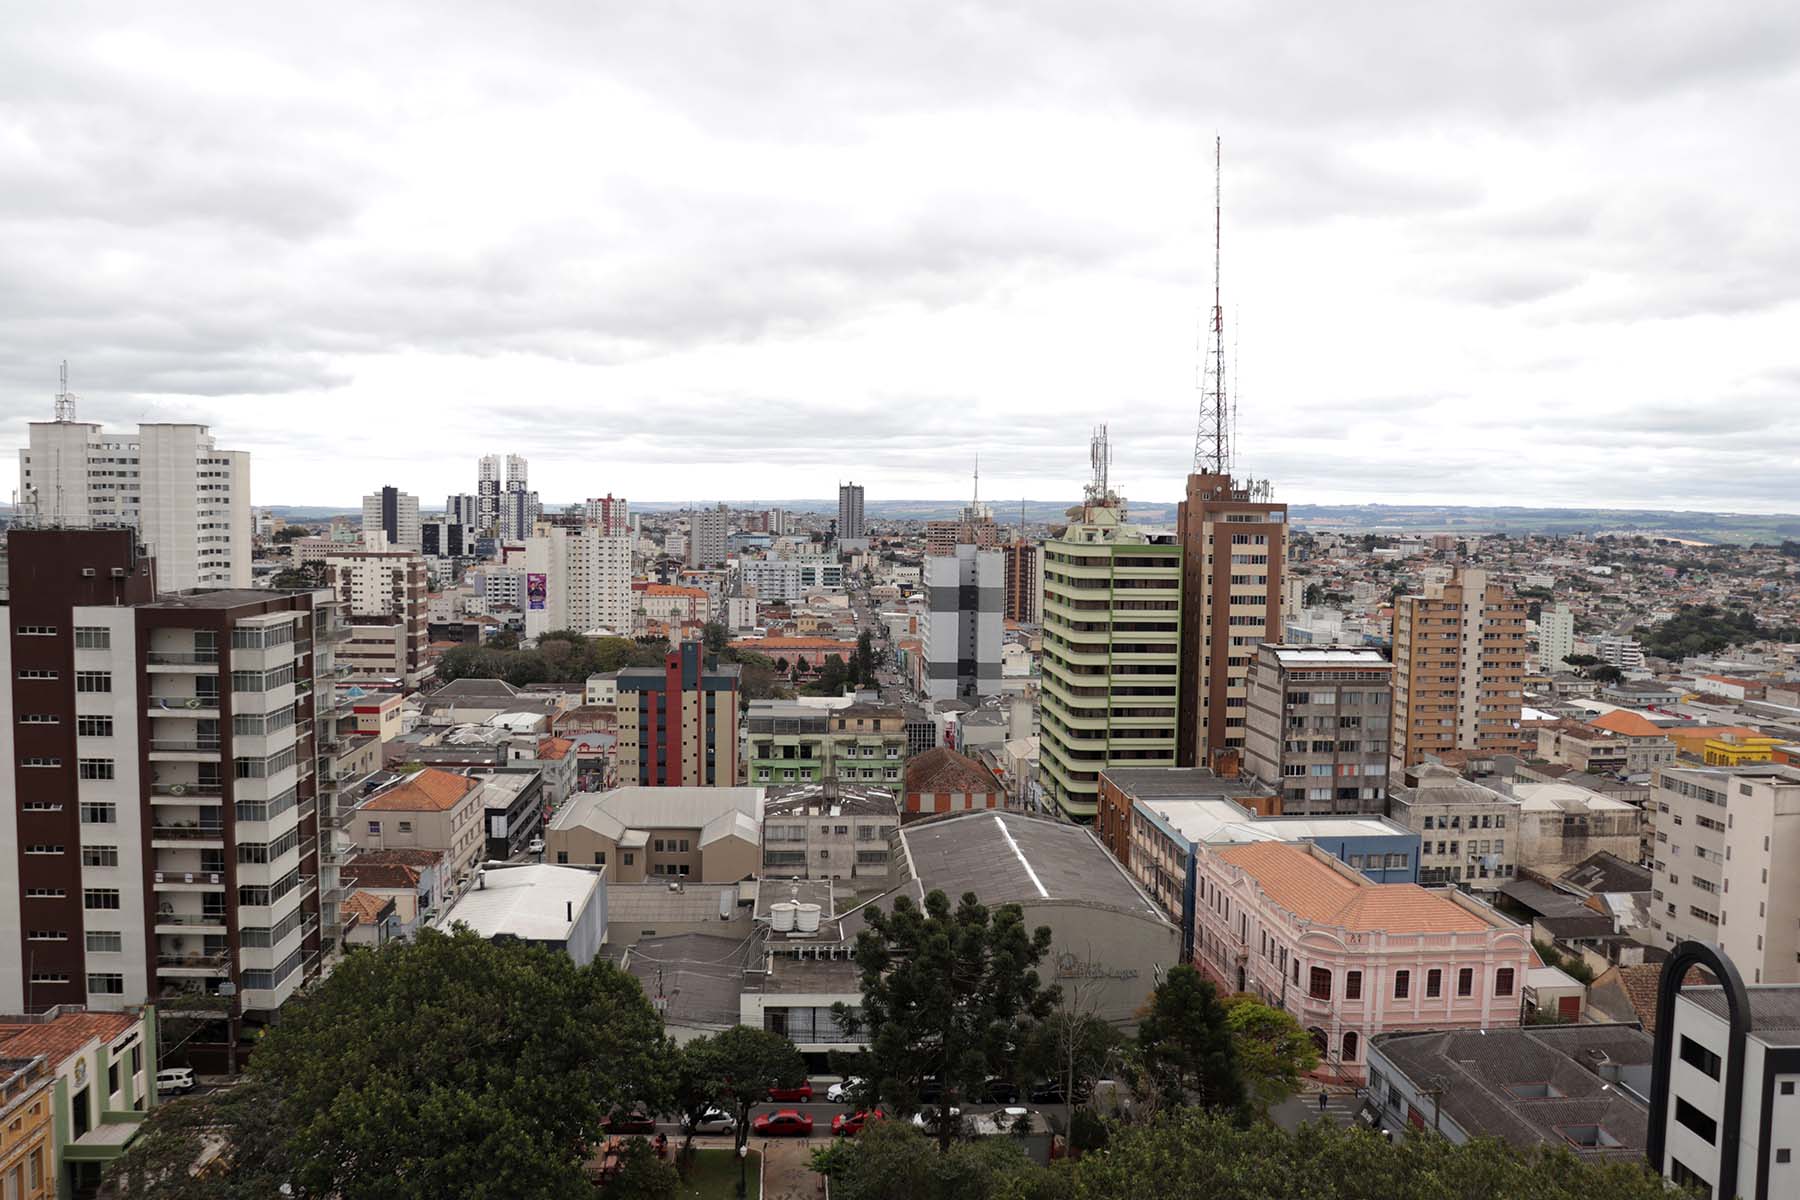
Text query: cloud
0 0 1796 513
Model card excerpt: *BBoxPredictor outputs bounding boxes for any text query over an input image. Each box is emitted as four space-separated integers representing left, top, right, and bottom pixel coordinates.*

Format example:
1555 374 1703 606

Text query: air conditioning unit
111 567 125 577
81 568 96 577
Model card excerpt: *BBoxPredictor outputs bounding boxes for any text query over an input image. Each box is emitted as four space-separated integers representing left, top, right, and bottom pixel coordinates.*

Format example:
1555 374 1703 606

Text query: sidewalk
1269 1084 1362 1134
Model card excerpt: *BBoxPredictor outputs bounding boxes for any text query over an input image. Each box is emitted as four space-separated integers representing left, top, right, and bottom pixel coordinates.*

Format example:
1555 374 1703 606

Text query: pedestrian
1318 1089 1329 1114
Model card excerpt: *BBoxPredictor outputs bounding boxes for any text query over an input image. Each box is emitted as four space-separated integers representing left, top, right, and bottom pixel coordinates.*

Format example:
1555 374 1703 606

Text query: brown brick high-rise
1389 568 1528 771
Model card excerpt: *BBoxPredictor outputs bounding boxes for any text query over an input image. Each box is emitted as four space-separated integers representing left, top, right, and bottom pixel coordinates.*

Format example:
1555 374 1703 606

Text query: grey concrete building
1243 644 1394 815
923 543 1003 701
1385 763 1521 891
760 782 900 882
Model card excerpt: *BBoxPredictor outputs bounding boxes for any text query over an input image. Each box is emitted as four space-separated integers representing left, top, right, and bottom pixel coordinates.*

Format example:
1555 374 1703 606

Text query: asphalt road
649 1098 1039 1140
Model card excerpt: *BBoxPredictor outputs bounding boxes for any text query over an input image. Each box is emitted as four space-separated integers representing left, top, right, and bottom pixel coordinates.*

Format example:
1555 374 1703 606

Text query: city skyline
2 4 1798 512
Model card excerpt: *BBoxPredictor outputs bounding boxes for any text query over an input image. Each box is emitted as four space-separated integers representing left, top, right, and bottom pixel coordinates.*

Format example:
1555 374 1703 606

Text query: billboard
526 573 547 610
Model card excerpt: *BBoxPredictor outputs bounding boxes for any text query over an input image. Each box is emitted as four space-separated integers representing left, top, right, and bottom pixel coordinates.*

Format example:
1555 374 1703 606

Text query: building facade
1173 472 1287 771
1242 644 1393 815
585 494 630 535
325 549 430 687
1039 502 1183 821
760 783 899 881
360 486 421 554
616 642 741 786
1002 538 1040 624
836 483 865 543
922 544 1003 701
1384 764 1520 891
1192 840 1531 1083
1648 765 1800 984
0 530 330 1043
744 702 907 787
522 526 633 640
18 420 251 591
1538 603 1574 672
1390 568 1528 771
499 454 539 543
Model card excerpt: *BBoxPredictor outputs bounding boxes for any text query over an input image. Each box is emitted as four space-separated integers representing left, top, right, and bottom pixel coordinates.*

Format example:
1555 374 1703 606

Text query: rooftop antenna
1085 424 1112 506
1192 135 1230 477
54 360 78 423
973 452 980 508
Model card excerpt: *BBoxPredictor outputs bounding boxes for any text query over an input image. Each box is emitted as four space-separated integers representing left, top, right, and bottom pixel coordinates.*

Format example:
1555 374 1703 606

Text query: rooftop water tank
794 902 822 934
771 902 797 932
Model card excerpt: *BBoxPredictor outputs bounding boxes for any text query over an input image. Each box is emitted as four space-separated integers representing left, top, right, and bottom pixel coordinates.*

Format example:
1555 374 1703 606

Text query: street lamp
736 1143 749 1198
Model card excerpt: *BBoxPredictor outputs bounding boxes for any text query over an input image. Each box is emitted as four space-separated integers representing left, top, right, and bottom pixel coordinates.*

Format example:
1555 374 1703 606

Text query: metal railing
150 739 222 753
153 912 228 927
147 651 221 666
157 953 230 970
151 782 223 797
151 825 226 841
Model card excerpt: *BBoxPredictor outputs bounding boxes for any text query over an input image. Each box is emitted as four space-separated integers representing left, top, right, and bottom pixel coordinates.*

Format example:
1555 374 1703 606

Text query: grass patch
676 1147 761 1199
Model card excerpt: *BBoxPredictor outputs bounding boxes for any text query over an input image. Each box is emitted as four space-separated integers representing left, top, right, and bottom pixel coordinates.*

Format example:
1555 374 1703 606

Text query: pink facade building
1192 840 1531 1083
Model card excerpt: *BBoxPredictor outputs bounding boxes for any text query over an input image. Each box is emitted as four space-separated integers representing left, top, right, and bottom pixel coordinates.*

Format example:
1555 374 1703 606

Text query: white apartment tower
500 455 540 543
524 527 634 640
1537 602 1574 672
19 419 252 591
360 486 422 554
585 494 630 535
477 454 502 532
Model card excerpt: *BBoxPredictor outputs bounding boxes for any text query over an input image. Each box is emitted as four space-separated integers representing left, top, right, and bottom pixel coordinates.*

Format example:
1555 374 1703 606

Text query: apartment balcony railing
154 912 228 928
151 825 226 841
150 782 224 797
157 953 231 970
150 739 222 753
147 650 221 666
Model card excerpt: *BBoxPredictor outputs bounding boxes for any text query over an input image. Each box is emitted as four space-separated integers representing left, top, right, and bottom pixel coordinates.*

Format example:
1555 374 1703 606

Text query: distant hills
251 501 1800 544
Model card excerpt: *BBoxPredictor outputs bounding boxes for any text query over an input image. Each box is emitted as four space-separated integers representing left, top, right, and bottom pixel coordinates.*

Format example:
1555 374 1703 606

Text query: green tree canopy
835 890 1058 1151
108 928 673 1199
1222 994 1319 1110
1135 966 1245 1116
676 1025 806 1156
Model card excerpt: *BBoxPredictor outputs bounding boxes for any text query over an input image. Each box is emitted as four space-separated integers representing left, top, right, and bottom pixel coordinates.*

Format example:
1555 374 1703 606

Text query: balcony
151 824 226 846
147 651 221 672
154 912 228 933
149 696 222 717
157 953 231 977
153 870 226 891
157 992 232 1018
150 782 223 801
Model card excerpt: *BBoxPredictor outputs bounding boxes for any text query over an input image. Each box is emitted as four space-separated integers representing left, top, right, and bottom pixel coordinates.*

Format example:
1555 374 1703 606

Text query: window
1457 968 1474 997
366 821 381 835
1426 969 1442 999
594 852 605 865
1342 1031 1359 1062
76 715 114 737
76 670 113 693
79 758 116 780
86 931 123 953
16 669 58 679
398 821 412 833
623 852 634 866
1494 968 1515 997
88 973 125 995
556 851 569 864
80 802 117 824
1345 971 1362 1000
20 756 61 767
1673 1098 1717 1145
83 888 121 910
16 624 57 636
1679 1036 1721 1080
1394 970 1410 999
74 627 111 648
80 846 120 869
1309 967 1332 1000
19 713 59 724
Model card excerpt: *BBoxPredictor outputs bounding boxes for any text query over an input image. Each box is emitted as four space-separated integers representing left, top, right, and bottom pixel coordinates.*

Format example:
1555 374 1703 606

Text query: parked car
981 1078 1020 1104
681 1108 736 1135
767 1081 813 1102
910 1105 962 1130
155 1067 196 1095
603 1109 657 1135
1029 1079 1092 1104
751 1110 814 1137
826 1077 865 1104
917 1077 943 1104
526 837 545 855
830 1109 885 1137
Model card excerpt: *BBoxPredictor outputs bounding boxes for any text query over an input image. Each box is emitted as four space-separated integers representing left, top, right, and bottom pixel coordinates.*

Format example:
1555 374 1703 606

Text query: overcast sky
3 2 1797 512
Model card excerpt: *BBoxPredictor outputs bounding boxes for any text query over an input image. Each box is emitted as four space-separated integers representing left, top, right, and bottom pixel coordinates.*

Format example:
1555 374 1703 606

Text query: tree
105 1077 295 1199
1588 663 1625 684
856 630 878 681
598 1137 677 1200
1021 953 1124 1121
835 890 1058 1152
271 525 311 543
1135 966 1245 1116
109 928 674 1199
1069 1109 1683 1200
815 1120 1063 1200
270 561 326 590
1222 995 1318 1110
692 1025 807 1162
1302 582 1324 608
702 621 730 654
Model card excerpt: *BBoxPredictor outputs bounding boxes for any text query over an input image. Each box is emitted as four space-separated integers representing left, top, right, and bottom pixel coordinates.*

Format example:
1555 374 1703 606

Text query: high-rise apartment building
1389 568 1528 771
324 549 430 687
1242 644 1393 815
500 455 539 543
420 519 477 562
477 455 501 532
1594 634 1646 672
1173 473 1287 771
360 486 421 554
1647 764 1800 984
1039 499 1183 822
446 492 480 528
585 494 630 535
18 420 252 591
922 543 1004 701
522 526 633 640
686 504 729 568
1002 538 1040 624
1538 602 1574 672
0 528 331 1053
837 483 865 544
616 642 741 786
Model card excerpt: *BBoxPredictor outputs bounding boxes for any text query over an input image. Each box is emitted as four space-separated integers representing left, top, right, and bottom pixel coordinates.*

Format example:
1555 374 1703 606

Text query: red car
830 1109 885 1137
767 1082 813 1102
752 1110 814 1137
602 1110 657 1135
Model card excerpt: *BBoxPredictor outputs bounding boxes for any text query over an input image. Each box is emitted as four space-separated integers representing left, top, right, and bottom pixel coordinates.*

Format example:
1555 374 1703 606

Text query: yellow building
1701 734 1782 766
0 1056 53 1200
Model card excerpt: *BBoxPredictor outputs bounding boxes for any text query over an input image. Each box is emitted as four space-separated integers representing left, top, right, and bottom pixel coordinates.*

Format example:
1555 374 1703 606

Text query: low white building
436 863 606 967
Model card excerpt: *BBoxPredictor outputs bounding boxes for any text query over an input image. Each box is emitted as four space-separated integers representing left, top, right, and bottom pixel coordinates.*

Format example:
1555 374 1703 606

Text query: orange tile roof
1587 711 1666 738
640 583 708 598
1214 842 1492 933
361 768 479 812
341 891 393 927
0 1011 137 1068
536 736 575 761
729 637 858 653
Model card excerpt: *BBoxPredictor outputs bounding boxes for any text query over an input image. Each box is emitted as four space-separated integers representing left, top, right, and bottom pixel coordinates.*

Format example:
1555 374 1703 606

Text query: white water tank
771 902 797 932
794 903 822 934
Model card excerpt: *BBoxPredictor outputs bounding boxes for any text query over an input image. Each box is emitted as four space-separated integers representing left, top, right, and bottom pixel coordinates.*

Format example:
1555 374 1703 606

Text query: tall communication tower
1085 423 1113 506
1192 136 1230 477
53 360 79 423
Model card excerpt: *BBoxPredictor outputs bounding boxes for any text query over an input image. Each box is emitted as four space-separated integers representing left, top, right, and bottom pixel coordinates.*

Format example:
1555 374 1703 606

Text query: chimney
566 900 573 923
